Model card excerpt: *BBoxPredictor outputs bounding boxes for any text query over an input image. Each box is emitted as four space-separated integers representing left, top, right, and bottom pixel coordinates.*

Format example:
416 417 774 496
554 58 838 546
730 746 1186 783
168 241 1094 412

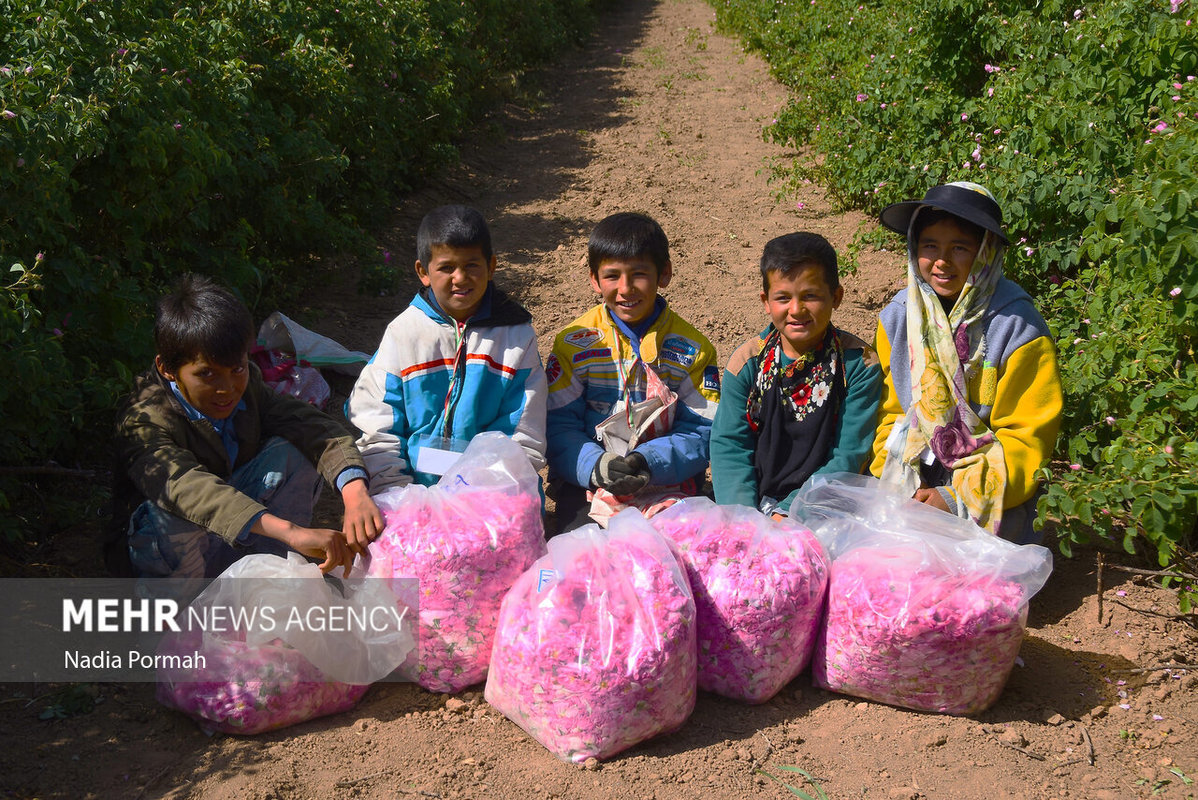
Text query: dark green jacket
108 362 363 566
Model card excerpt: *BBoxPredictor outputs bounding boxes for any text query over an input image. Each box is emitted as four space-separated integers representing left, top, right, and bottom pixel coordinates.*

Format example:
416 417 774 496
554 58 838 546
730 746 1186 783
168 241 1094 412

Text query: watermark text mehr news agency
61 598 408 634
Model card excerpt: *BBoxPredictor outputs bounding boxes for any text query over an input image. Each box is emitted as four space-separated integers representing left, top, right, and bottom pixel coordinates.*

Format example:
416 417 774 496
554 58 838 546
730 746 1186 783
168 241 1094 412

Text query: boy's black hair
912 208 986 246
416 204 493 265
587 212 670 276
155 274 254 373
759 232 839 294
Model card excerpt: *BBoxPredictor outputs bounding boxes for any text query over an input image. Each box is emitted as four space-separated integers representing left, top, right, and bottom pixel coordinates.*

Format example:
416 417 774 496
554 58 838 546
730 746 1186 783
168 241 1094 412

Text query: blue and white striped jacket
347 286 547 491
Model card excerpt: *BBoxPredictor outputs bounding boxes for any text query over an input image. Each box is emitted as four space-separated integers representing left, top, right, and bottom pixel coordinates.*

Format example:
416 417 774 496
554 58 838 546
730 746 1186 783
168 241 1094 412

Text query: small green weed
756 764 830 800
38 684 100 721
640 46 667 69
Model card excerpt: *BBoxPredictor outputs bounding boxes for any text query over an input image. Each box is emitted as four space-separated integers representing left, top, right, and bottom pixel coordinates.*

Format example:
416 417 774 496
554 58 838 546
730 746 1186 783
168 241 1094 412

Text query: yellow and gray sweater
870 278 1063 542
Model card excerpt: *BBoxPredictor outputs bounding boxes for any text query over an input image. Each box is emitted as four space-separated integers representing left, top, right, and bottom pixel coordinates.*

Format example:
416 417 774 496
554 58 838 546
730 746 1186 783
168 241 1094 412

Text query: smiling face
157 352 249 419
761 262 843 358
916 217 982 303
416 243 497 322
590 256 672 326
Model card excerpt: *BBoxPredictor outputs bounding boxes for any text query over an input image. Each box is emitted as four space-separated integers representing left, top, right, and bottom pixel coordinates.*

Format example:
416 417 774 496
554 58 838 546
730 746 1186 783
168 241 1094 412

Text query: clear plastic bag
155 553 414 734
788 470 927 531
252 346 333 408
792 474 1053 714
588 359 689 525
650 497 829 703
257 311 371 374
365 432 547 693
253 311 370 407
485 508 698 762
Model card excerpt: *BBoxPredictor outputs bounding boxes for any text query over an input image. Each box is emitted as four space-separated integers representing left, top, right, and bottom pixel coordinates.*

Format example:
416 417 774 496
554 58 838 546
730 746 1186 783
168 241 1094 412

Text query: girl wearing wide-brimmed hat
869 181 1063 543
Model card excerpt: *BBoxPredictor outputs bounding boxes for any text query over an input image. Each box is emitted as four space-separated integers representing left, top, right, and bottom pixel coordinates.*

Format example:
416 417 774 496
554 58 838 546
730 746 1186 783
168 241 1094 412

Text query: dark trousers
547 481 596 538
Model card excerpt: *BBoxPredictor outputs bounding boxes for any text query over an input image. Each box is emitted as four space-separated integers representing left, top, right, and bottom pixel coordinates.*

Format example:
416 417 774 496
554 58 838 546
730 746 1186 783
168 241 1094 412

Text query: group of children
109 181 1063 580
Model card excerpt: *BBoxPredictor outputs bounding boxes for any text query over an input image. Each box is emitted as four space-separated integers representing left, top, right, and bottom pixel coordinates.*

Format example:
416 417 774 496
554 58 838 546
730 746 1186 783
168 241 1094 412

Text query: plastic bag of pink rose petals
156 627 370 735
793 475 1053 715
485 509 698 763
366 432 547 694
650 497 829 703
156 553 413 734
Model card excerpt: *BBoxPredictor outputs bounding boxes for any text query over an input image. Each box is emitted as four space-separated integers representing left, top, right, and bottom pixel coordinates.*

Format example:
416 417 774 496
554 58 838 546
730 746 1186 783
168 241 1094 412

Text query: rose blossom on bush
485 510 697 763
813 545 1029 714
650 497 829 703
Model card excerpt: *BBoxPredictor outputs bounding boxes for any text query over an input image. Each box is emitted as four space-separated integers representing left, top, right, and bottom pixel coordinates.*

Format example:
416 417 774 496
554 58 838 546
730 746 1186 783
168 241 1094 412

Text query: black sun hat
879 181 1009 245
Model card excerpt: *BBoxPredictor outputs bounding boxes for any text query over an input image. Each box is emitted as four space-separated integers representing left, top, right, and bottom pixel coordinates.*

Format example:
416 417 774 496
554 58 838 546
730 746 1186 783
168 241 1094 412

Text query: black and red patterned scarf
745 326 846 502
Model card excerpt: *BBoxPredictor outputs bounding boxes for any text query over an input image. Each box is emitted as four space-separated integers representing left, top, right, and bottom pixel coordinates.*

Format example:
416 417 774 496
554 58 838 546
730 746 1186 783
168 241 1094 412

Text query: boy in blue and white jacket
347 205 547 493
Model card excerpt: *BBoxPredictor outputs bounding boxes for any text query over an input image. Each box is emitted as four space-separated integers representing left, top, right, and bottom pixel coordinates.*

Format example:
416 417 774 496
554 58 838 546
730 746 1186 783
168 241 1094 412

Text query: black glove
590 452 652 496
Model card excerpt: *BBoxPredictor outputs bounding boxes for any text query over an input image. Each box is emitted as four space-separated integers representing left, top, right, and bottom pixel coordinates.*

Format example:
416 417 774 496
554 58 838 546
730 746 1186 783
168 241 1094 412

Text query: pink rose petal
813 547 1028 715
651 499 829 703
370 486 546 693
156 625 368 735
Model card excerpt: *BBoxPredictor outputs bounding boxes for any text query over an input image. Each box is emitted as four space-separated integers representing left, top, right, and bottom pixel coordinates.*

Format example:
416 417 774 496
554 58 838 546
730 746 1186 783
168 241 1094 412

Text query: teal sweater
710 328 882 513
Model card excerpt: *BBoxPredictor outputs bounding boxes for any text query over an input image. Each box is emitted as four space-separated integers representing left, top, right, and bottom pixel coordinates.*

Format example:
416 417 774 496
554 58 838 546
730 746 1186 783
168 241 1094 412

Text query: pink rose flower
370 485 546 694
156 626 368 735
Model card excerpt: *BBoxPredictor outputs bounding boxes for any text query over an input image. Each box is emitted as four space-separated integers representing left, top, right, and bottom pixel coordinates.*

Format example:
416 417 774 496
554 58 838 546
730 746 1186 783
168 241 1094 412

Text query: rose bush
711 0 1197 605
0 0 597 542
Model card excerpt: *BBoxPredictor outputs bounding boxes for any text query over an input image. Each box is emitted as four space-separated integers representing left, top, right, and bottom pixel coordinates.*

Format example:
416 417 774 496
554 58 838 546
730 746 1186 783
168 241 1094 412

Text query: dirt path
309 0 900 362
4 1 1195 798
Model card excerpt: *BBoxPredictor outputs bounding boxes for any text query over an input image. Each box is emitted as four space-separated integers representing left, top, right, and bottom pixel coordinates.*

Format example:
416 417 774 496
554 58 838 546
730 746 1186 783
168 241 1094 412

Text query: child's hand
341 478 384 555
914 487 950 512
254 514 355 577
291 527 356 578
591 452 651 496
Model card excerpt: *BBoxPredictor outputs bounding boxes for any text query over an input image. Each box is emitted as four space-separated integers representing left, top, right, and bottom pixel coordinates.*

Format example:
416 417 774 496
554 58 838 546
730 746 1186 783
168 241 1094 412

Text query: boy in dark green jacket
711 232 882 517
108 275 379 579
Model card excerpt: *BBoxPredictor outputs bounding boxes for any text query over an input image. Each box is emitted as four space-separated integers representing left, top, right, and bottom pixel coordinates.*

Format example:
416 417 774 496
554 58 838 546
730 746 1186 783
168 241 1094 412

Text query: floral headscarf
880 182 1009 534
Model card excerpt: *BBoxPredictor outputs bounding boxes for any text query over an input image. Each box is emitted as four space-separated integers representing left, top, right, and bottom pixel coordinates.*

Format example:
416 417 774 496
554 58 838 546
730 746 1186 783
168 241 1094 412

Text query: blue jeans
127 437 323 580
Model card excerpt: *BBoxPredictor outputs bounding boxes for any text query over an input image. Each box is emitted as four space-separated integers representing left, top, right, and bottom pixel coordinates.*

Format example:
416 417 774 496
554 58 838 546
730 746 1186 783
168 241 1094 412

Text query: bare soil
4 1 1195 798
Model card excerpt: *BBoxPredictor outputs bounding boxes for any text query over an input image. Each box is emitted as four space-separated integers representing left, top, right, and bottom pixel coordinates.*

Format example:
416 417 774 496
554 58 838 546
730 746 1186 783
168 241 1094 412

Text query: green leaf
1058 537 1073 558
762 766 831 800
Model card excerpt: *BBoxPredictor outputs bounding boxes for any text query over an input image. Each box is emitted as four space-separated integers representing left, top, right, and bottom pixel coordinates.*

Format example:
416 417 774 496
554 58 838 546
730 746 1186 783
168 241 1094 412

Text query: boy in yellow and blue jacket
546 212 720 531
